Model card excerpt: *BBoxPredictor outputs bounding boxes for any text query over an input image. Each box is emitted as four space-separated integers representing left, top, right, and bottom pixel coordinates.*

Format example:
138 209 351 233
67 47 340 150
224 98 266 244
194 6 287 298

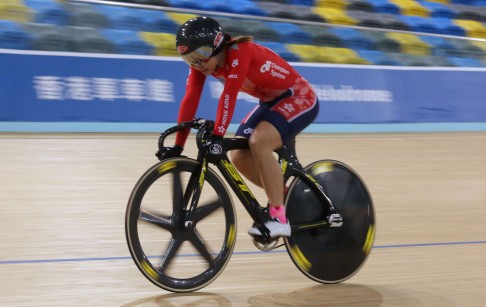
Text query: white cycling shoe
248 218 291 238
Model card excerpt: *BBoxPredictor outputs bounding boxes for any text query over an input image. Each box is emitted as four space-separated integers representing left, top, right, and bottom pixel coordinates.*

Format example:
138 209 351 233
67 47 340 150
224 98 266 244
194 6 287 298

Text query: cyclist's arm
175 68 206 147
213 46 251 137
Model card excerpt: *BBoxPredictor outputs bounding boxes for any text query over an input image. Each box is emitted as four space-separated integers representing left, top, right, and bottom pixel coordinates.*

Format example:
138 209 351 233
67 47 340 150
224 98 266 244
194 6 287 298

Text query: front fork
181 159 207 228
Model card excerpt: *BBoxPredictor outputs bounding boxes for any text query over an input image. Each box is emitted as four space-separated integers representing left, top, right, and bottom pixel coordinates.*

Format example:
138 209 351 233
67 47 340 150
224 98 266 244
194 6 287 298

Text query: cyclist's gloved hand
204 135 223 164
156 145 183 161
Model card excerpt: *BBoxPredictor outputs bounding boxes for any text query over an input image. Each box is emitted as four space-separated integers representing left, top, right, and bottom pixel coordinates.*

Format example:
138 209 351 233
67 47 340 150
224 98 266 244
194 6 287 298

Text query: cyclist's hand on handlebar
204 135 223 164
156 145 183 161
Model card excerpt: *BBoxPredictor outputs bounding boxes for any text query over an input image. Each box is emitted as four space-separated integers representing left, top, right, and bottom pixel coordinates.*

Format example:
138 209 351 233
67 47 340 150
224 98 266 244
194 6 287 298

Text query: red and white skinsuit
175 41 318 147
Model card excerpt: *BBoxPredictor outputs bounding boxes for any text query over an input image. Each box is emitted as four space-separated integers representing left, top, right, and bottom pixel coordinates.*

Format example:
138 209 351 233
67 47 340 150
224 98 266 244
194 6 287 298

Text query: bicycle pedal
328 213 343 227
252 237 283 252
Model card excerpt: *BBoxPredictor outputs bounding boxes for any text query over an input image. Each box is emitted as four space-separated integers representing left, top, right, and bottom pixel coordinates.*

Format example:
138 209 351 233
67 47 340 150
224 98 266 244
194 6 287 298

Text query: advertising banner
1 50 486 127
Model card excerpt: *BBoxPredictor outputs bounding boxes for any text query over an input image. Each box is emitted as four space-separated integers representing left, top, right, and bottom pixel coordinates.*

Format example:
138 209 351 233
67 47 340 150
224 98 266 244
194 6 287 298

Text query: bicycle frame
157 119 342 241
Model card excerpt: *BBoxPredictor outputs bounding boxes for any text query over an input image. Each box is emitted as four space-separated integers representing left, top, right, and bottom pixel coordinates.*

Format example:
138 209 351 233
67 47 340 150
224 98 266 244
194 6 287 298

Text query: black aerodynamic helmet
176 16 226 66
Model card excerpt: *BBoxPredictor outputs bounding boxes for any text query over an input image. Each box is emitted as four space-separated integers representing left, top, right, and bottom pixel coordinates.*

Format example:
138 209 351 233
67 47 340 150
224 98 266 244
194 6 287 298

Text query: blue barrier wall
1 50 486 132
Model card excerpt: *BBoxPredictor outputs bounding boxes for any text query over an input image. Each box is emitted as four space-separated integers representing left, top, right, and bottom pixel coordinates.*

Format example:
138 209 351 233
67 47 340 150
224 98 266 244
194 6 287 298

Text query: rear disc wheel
284 160 375 283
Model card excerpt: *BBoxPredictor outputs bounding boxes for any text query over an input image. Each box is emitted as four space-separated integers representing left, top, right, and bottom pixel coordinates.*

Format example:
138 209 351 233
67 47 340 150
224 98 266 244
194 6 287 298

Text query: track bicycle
125 118 375 292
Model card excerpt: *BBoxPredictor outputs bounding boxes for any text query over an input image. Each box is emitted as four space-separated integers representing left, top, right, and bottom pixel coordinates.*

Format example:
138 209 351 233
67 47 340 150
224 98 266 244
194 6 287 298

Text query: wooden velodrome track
0 131 485 306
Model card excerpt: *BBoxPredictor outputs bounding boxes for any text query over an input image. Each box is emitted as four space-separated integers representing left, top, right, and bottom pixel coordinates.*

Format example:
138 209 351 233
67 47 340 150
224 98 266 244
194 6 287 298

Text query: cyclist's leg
247 88 320 238
233 106 286 214
253 92 320 206
231 145 263 187
249 121 283 207
232 106 266 188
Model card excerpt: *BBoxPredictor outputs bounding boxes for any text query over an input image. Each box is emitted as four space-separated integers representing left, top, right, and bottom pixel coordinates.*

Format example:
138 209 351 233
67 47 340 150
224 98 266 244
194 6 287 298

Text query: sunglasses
180 46 213 67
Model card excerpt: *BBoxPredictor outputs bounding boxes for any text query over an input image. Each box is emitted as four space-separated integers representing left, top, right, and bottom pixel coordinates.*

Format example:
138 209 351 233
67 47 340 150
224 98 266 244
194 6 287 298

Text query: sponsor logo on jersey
232 59 239 68
260 61 271 73
259 60 289 80
219 94 230 134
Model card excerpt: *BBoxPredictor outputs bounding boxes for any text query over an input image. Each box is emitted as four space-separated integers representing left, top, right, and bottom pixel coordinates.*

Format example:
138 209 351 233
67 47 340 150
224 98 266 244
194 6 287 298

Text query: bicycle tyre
125 157 237 292
284 160 375 283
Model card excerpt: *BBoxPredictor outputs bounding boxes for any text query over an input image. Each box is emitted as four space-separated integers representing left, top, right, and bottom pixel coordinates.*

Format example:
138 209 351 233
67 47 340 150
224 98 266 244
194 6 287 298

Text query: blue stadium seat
447 56 482 67
265 22 312 44
200 1 233 13
368 0 401 15
0 20 32 50
420 1 457 19
400 16 441 34
432 18 466 36
288 0 315 6
328 28 376 50
419 35 458 58
231 0 268 16
101 29 154 55
451 0 480 5
165 0 204 10
24 0 69 26
258 41 301 62
357 49 402 65
95 5 146 31
137 10 178 33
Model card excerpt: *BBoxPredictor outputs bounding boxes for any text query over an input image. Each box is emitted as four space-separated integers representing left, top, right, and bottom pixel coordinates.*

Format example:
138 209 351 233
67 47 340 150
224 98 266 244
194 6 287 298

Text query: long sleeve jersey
175 41 303 147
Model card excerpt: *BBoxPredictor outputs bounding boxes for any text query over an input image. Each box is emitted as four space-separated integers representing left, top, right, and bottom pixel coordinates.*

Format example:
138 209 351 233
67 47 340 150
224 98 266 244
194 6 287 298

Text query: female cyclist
162 16 319 238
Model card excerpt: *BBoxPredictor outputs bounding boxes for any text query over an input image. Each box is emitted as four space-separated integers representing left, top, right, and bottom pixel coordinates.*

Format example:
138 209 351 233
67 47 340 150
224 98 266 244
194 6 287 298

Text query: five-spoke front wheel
125 158 237 292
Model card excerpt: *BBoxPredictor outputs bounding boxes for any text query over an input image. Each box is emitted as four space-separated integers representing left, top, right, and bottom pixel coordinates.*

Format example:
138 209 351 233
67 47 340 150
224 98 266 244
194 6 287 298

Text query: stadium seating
65 3 110 28
140 31 177 56
67 26 115 53
357 49 402 65
265 22 312 44
0 1 33 22
1 0 486 67
258 41 301 61
386 32 431 56
328 27 376 50
258 2 325 21
22 22 70 51
0 20 32 50
101 28 153 54
347 0 375 13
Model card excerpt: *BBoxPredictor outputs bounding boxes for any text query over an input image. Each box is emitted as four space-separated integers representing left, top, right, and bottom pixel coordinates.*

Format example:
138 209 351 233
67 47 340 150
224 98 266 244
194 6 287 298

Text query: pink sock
269 205 287 223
